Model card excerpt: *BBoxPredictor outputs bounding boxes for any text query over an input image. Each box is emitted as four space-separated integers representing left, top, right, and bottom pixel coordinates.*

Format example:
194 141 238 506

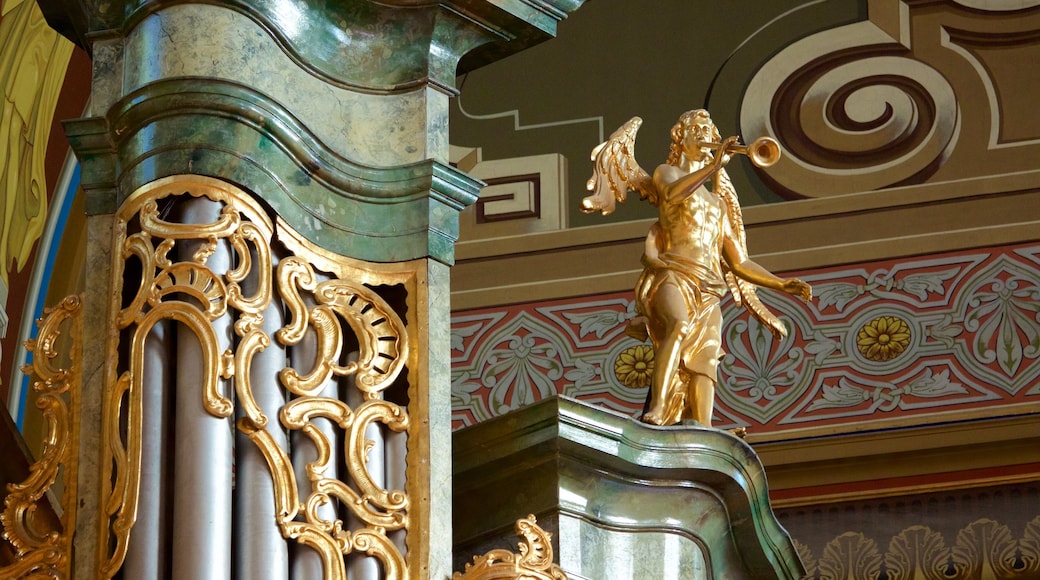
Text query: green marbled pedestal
453 396 805 580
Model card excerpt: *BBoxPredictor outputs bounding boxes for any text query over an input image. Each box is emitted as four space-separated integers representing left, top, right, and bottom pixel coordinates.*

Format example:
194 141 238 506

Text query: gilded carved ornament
0 295 81 579
453 515 568 580
100 175 414 579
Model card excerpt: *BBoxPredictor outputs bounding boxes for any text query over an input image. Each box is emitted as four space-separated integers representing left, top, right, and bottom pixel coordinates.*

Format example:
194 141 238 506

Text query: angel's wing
718 172 788 339
581 117 657 216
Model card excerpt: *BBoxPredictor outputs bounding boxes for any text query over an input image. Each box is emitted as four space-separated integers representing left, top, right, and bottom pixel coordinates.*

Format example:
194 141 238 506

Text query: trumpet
696 136 781 168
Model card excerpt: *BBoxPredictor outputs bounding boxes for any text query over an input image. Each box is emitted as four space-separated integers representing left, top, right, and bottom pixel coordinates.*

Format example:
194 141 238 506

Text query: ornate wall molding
451 242 1040 437
452 147 569 240
741 0 1040 198
782 484 1040 580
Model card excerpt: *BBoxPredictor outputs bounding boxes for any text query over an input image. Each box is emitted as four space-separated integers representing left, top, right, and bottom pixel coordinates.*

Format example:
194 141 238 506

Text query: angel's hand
713 136 740 167
718 136 741 152
782 278 812 303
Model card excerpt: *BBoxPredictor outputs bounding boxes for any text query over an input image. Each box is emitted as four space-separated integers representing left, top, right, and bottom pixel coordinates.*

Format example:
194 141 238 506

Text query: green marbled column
52 0 587 577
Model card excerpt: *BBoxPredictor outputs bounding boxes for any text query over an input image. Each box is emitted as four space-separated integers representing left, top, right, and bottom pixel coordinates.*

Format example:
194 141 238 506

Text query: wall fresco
451 242 1040 433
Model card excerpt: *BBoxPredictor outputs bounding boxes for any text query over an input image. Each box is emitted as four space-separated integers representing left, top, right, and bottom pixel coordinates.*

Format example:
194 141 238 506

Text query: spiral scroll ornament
742 27 959 198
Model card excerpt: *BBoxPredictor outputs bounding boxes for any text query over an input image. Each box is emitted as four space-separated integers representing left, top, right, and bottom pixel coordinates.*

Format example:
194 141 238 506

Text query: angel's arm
721 214 812 301
653 137 739 204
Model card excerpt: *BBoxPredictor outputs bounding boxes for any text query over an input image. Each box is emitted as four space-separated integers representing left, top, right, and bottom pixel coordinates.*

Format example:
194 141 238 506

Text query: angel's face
681 113 716 162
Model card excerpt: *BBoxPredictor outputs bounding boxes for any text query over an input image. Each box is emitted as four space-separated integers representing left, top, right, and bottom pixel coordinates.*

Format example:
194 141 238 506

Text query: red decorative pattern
451 243 1040 434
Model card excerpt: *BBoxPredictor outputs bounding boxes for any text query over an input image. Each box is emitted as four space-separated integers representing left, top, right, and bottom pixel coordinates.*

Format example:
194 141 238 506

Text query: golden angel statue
583 110 812 428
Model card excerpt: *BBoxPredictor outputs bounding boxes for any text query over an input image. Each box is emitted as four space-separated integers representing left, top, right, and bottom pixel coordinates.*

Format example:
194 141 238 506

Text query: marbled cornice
61 117 117 212
40 0 586 89
65 77 482 263
119 0 492 94
453 0 584 73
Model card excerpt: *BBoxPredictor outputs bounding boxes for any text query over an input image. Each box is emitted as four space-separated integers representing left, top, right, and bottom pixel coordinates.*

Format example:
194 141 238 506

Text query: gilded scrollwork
453 515 568 580
0 295 81 579
102 175 412 578
276 255 407 397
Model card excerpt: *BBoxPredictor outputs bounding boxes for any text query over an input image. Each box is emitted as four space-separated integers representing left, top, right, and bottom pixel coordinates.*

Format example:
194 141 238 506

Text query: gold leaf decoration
0 295 81 579
453 514 568 580
856 316 911 362
102 175 413 578
614 344 654 388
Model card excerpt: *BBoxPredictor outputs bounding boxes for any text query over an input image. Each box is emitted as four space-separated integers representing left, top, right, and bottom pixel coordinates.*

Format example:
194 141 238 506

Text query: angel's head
667 109 720 166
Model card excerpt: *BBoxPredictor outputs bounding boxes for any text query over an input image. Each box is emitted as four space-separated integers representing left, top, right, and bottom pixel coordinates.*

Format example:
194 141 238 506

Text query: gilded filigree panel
100 175 418 578
0 295 81 579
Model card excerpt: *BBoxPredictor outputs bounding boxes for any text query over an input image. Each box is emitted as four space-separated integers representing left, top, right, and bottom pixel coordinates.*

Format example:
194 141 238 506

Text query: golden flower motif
857 316 911 361
615 344 654 388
